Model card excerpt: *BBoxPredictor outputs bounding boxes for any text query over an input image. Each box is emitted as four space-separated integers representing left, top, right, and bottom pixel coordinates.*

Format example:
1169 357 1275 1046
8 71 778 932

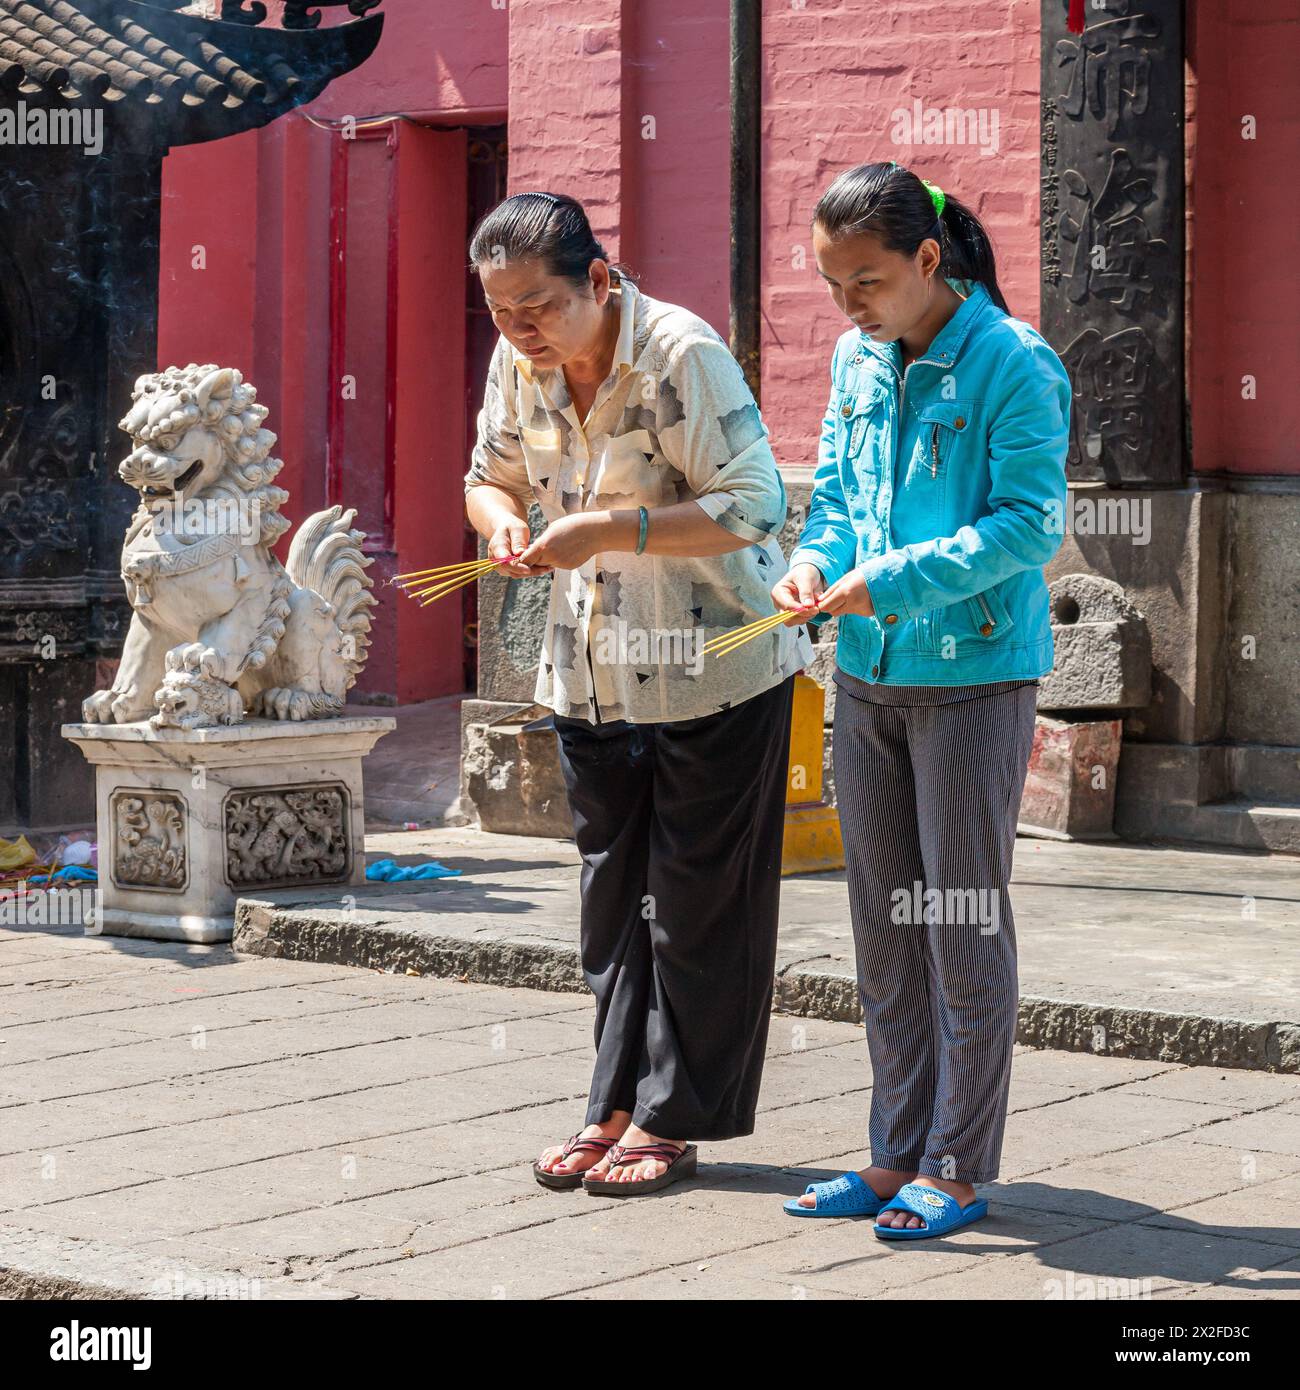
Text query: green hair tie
921 179 946 221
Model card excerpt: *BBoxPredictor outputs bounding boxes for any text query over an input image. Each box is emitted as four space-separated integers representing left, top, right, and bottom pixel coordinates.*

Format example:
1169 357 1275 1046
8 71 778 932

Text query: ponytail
934 191 1008 313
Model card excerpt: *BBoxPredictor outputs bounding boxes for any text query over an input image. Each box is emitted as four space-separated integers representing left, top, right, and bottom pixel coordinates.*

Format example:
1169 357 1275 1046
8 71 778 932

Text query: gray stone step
230 828 1300 1076
1151 800 1300 856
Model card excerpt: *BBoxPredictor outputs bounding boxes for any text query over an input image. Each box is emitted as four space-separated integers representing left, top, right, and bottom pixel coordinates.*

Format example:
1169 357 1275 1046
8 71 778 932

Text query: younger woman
772 163 1070 1239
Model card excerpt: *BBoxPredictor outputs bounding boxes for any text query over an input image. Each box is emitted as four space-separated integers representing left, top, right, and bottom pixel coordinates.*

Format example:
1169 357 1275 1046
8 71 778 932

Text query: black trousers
553 676 795 1141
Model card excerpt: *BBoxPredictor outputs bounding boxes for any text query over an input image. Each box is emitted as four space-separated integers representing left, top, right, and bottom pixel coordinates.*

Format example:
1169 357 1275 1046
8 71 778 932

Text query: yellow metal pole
781 673 845 875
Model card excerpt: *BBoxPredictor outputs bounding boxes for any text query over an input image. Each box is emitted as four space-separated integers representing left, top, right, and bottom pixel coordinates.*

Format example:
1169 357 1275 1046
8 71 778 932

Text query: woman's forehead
478 258 564 304
813 227 894 276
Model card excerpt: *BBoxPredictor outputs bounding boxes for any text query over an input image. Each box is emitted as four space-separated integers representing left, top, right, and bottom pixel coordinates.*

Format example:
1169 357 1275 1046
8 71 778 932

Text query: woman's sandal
582 1141 698 1197
533 1132 619 1190
872 1182 989 1240
783 1169 885 1218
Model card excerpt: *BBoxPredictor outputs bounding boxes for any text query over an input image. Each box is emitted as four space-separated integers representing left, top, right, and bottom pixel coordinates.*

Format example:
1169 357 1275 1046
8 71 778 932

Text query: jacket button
841 404 852 418
955 416 966 429
871 664 879 677
979 621 993 636
884 613 898 624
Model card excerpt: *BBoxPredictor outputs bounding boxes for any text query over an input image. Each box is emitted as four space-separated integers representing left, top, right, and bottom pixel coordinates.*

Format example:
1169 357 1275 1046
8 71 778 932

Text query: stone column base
1116 740 1300 854
91 907 236 946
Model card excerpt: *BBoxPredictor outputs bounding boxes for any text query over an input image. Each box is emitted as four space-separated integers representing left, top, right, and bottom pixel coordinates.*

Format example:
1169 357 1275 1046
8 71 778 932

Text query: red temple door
327 120 469 703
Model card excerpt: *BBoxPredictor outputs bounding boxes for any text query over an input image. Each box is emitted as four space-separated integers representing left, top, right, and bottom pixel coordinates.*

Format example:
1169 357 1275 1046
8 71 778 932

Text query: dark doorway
462 127 508 692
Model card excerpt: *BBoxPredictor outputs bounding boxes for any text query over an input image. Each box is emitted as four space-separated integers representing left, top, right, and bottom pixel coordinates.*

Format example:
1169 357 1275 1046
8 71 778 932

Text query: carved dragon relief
225 784 349 888
112 790 187 890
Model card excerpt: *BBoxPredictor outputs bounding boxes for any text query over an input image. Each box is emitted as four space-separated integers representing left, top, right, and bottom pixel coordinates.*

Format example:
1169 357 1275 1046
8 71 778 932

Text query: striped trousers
832 672 1038 1184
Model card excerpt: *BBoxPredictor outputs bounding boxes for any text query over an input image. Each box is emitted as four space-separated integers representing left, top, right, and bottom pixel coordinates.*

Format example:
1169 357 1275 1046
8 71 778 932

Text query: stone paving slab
232 826 1300 1071
1 930 1298 1301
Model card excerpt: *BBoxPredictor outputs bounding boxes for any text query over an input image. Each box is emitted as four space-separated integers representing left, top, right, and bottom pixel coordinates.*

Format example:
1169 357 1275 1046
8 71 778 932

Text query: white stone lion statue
83 363 376 730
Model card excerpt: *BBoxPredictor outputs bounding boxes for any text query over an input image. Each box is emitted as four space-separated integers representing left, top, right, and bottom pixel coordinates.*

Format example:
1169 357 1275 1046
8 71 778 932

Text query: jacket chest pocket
520 425 565 505
912 400 974 481
836 384 888 460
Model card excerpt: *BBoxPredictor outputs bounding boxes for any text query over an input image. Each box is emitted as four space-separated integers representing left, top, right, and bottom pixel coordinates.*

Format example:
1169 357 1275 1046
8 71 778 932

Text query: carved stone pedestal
60 716 394 943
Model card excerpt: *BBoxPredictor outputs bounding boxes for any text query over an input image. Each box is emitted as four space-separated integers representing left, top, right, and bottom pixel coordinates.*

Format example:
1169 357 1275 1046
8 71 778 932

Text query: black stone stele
1040 0 1185 487
0 1 385 829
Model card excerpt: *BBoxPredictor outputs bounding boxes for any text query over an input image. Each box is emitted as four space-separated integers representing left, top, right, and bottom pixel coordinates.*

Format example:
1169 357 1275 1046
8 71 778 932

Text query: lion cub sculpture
84 364 377 731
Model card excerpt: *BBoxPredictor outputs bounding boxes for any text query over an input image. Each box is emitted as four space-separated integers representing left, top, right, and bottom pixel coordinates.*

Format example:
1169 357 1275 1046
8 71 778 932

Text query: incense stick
702 613 784 653
704 614 789 656
392 554 520 606
704 606 817 658
412 573 488 605
392 557 501 583
399 562 497 593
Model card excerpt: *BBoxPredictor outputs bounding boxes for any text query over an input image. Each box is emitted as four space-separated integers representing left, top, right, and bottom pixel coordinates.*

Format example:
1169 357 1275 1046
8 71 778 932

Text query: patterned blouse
465 278 812 723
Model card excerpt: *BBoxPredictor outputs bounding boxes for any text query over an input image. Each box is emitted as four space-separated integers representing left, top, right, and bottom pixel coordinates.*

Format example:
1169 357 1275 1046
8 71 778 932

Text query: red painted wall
159 119 337 545
505 0 731 332
760 0 1044 471
390 124 470 702
157 126 259 391
507 1 629 262
285 0 508 121
157 3 506 703
624 0 731 335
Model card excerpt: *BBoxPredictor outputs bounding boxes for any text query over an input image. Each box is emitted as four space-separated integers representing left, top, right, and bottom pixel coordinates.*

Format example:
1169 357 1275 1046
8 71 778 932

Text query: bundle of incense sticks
391 555 517 607
702 606 819 658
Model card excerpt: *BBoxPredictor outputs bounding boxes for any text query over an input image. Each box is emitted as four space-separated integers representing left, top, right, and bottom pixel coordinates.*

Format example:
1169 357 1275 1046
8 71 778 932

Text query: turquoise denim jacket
789 279 1072 686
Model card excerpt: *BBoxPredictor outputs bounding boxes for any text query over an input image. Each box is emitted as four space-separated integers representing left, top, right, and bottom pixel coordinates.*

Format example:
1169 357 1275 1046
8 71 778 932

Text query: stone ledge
233 899 1299 1075
234 897 587 996
0 1225 334 1302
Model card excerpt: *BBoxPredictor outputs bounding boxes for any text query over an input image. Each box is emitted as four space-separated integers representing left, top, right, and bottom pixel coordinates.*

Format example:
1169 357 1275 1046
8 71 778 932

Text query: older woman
464 191 813 1196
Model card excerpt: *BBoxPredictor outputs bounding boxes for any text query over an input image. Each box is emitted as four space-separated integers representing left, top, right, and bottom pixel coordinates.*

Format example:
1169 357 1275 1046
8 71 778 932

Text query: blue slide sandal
872 1182 988 1240
783 1170 885 1218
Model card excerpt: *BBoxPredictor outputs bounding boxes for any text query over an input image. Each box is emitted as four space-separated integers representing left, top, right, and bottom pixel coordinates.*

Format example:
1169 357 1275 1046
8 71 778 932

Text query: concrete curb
233 898 1299 1075
0 1225 343 1301
234 898 589 997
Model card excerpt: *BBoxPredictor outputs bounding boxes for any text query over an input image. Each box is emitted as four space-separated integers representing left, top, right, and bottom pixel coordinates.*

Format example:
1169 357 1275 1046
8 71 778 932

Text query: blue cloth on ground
365 859 461 882
27 865 99 885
